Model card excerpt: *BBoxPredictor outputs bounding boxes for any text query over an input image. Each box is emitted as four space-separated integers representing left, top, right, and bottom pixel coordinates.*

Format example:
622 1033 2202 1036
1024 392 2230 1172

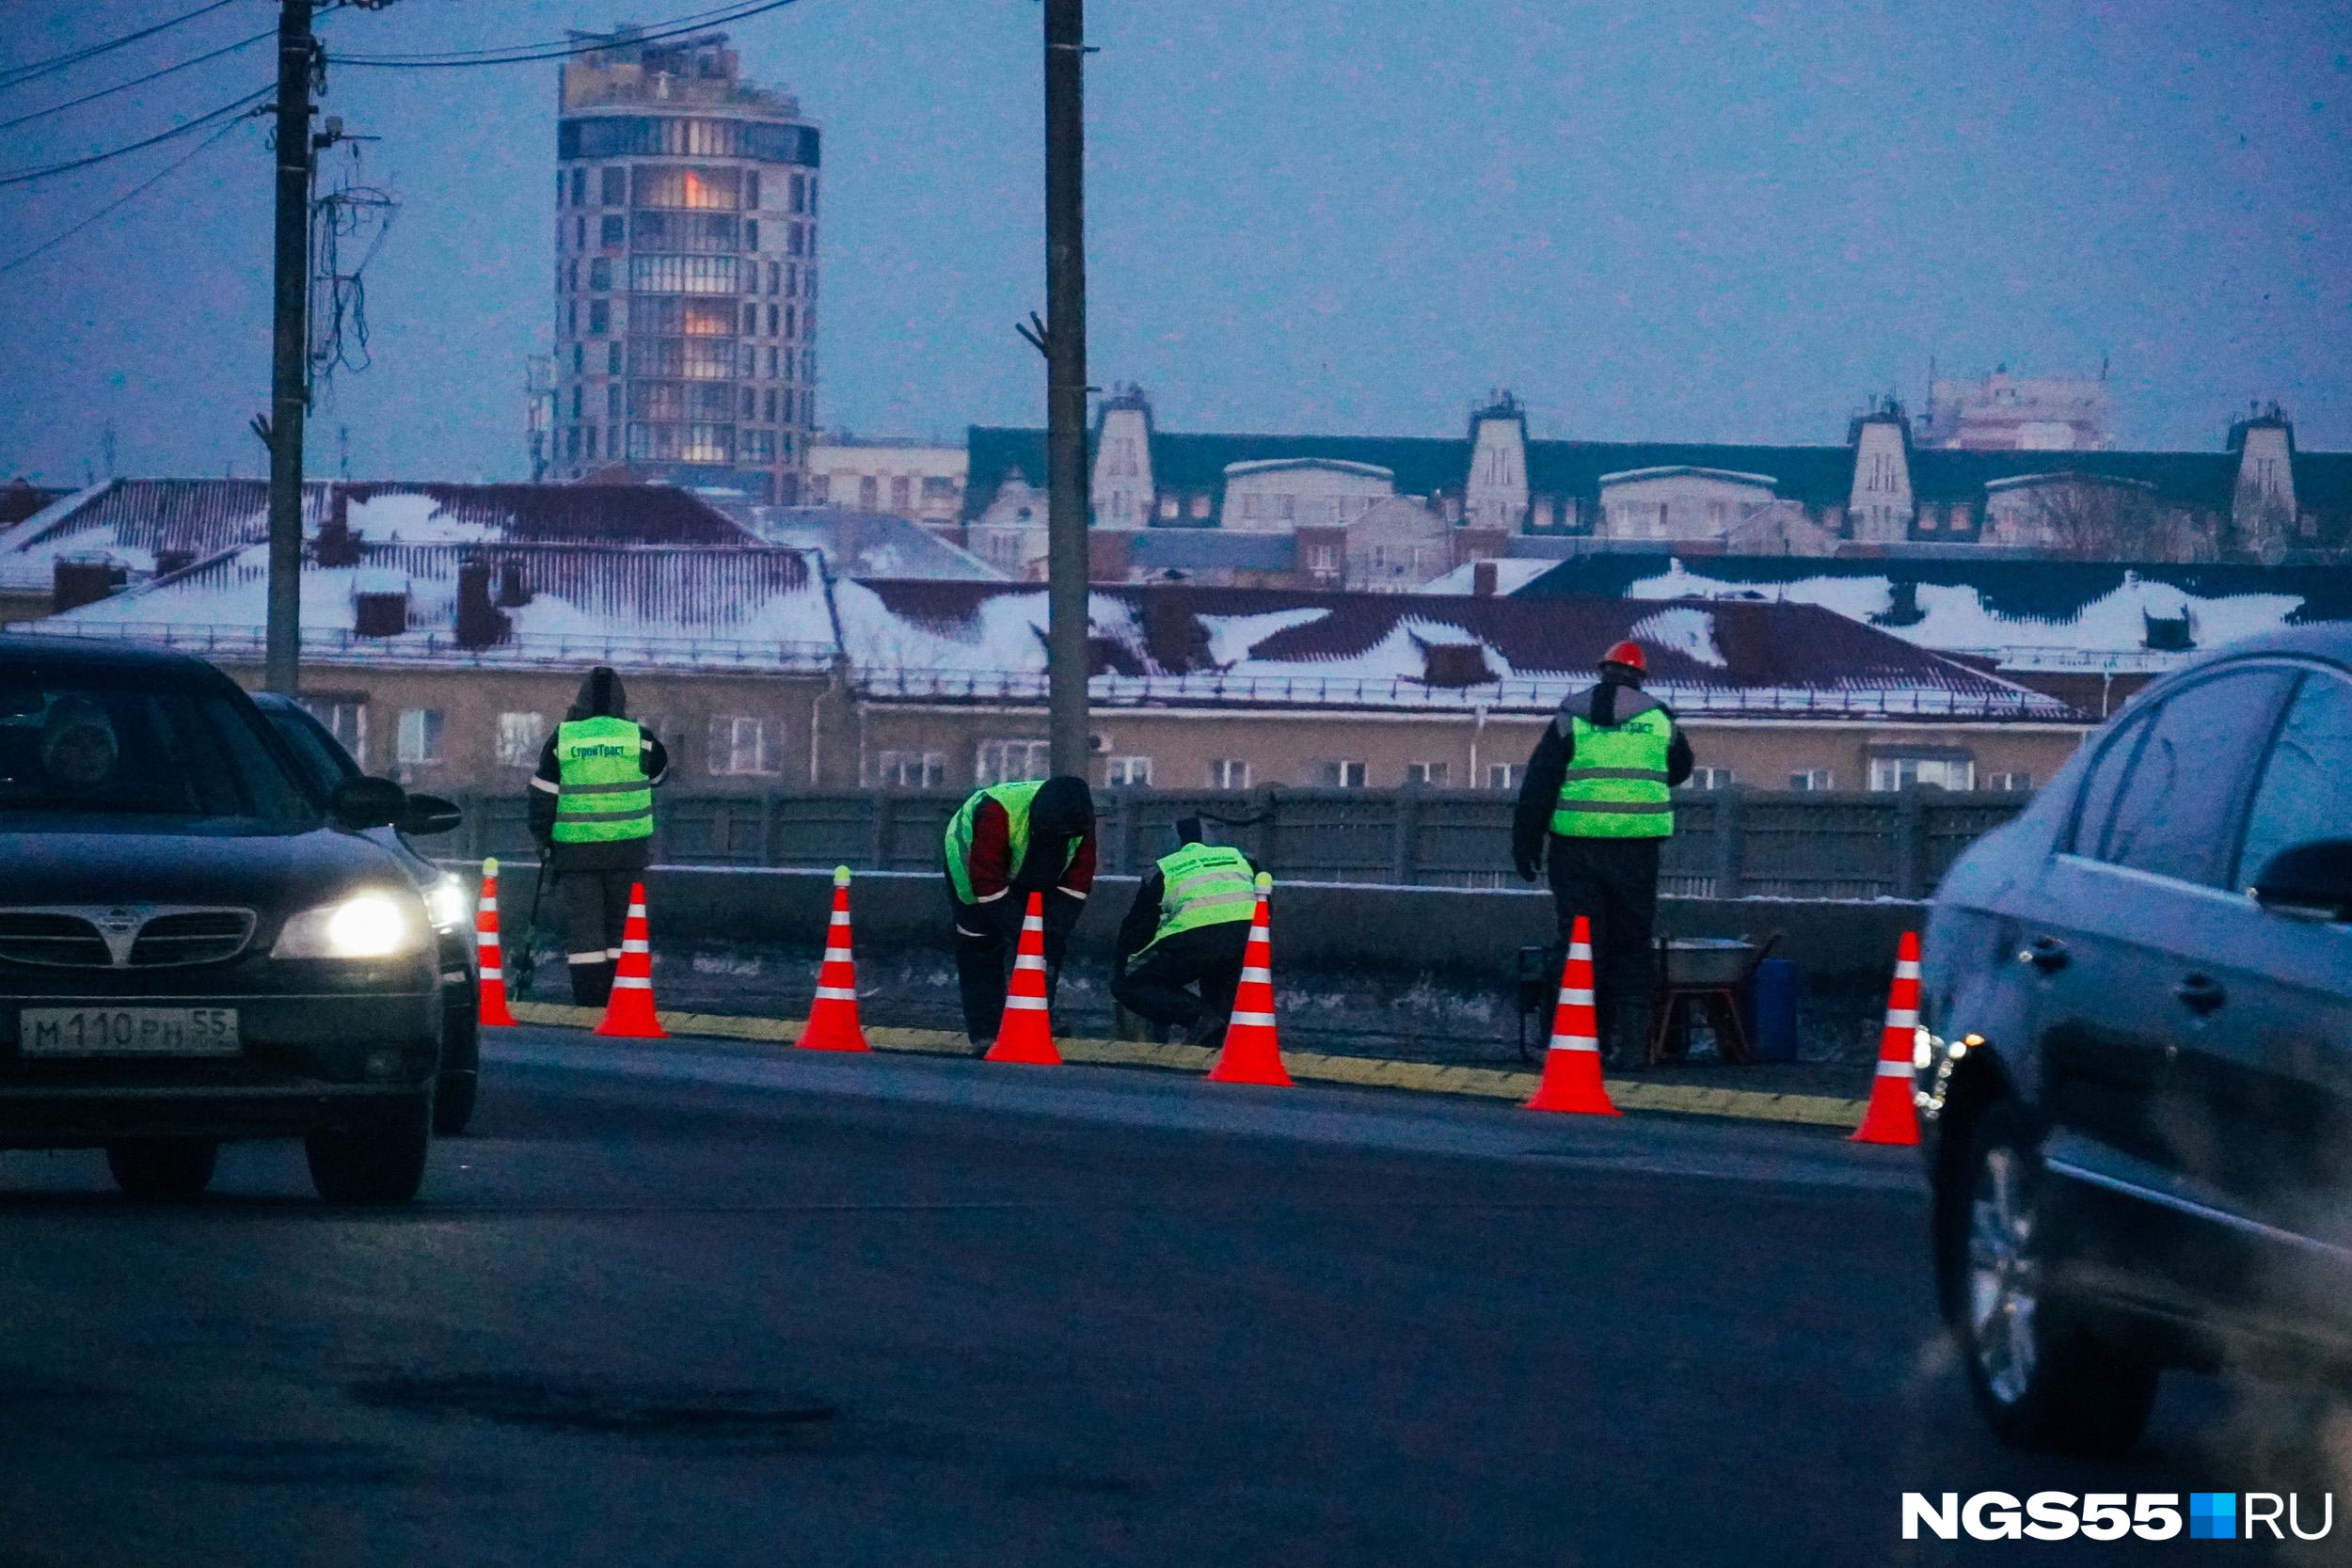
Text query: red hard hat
1600 640 1647 673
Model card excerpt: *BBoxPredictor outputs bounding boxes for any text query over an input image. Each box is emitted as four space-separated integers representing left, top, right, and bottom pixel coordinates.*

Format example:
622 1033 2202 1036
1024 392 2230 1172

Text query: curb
503 1002 1871 1132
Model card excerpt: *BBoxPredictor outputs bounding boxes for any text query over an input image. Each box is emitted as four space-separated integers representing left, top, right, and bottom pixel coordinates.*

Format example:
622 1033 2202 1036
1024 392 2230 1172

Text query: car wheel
433 1070 479 1137
105 1138 218 1200
306 1103 431 1205
1937 1100 2158 1455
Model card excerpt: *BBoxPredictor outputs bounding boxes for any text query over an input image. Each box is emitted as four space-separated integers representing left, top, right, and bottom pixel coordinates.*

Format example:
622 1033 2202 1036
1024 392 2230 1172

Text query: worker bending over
1512 639 1693 1063
1111 817 1259 1046
942 775 1097 1050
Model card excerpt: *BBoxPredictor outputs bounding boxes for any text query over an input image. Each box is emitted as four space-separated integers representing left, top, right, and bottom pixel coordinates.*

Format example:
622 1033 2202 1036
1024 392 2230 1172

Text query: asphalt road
0 1028 2340 1567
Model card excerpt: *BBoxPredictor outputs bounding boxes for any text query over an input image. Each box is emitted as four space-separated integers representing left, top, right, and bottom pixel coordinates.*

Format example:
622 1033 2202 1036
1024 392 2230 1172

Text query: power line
0 111 255 275
0 82 271 188
0 0 249 92
332 0 806 69
0 24 276 134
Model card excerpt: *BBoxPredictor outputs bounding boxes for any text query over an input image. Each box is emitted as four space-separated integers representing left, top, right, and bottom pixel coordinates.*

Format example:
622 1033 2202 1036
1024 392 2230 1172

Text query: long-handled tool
511 858 553 997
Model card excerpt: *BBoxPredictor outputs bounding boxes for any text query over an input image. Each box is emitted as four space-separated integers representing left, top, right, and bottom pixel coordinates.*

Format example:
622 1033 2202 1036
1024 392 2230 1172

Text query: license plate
19 1007 242 1058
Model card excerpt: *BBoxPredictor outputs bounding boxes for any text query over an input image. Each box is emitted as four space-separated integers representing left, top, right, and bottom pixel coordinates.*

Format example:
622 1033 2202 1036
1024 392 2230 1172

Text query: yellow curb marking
501 1001 1867 1131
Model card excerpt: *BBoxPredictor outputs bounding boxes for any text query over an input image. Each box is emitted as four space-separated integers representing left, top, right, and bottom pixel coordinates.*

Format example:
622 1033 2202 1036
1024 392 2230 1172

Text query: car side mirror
400 792 464 837
2250 839 2352 924
329 775 406 832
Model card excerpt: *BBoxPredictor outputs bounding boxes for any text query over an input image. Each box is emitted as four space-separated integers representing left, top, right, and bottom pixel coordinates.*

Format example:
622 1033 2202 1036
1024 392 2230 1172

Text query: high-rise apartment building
553 25 820 502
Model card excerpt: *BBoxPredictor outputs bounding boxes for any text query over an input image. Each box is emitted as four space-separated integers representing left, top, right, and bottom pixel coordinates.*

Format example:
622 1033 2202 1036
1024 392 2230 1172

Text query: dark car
250 691 481 1135
1917 625 2352 1455
0 636 455 1203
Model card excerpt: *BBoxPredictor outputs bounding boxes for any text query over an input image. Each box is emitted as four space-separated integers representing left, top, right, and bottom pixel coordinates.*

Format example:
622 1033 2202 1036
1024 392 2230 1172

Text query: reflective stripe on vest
1552 705 1675 839
552 717 654 844
943 780 1079 904
1141 843 1256 953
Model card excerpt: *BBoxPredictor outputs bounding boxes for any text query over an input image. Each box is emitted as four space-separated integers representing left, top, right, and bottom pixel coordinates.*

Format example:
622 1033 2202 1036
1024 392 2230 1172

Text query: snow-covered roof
0 478 755 592
23 539 839 673
1418 558 1555 595
721 503 1007 581
837 580 2077 721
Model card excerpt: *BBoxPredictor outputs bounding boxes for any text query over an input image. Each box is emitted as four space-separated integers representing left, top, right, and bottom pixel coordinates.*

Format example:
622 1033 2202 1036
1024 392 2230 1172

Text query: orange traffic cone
475 857 519 1028
984 892 1061 1065
1207 872 1293 1086
1524 915 1620 1116
797 865 870 1053
594 880 668 1039
1851 930 1923 1147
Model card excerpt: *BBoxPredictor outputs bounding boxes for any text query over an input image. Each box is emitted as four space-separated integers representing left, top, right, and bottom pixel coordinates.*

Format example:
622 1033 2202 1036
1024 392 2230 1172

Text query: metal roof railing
11 620 839 673
851 666 2080 721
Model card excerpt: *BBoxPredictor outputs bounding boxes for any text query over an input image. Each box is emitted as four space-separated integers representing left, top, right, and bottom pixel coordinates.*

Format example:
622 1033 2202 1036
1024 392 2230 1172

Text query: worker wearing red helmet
1511 637 1695 1063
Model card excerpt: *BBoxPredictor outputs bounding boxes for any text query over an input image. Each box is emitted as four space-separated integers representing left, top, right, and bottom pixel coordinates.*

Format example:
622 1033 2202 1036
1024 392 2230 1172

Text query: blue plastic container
1749 958 1802 1063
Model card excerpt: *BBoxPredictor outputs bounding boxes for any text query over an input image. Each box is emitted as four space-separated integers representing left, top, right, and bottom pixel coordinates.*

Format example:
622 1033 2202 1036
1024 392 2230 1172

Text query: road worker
1111 816 1260 1046
942 774 1097 1050
528 667 670 1006
1512 639 1694 1063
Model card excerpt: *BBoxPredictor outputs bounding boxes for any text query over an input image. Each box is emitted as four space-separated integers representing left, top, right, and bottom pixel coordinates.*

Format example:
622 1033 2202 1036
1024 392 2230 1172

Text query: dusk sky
1 0 2345 486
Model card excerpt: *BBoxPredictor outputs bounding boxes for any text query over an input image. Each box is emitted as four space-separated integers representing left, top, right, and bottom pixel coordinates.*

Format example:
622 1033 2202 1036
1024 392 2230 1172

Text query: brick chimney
454 558 510 649
315 485 361 568
1471 560 1499 598
52 558 126 612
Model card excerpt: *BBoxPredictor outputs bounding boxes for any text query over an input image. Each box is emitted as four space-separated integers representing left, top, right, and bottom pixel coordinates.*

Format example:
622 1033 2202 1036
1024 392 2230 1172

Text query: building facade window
1103 756 1152 787
976 738 1051 785
1688 767 1738 790
600 214 625 247
301 698 366 765
569 166 585 206
1208 759 1251 790
396 708 444 766
588 299 611 334
872 751 946 788
495 712 544 768
1486 763 1520 790
1313 760 1368 789
1985 770 2033 793
1405 761 1450 786
1788 768 1836 791
1867 755 1976 792
891 475 912 512
707 717 777 776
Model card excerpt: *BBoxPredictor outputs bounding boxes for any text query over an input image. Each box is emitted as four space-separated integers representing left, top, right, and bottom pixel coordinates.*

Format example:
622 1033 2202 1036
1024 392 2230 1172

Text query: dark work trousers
947 880 1072 1047
558 868 636 1007
1547 835 1663 1061
1112 923 1252 1035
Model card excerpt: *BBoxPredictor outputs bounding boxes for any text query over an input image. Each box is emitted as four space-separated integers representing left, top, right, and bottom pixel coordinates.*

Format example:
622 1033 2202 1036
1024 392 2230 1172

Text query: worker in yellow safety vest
942 775 1097 1049
528 667 670 1006
1511 640 1694 1062
1111 817 1261 1046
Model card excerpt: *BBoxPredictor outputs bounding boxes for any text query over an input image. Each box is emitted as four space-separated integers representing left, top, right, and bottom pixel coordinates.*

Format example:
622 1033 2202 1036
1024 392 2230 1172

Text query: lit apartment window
301 699 366 765
1405 761 1450 787
396 708 444 766
708 717 778 777
1867 755 1976 792
1486 763 1521 790
1209 759 1251 790
1788 768 1836 791
873 751 946 788
1190 494 1211 519
1688 767 1737 790
1103 756 1152 787
1313 761 1368 789
1159 497 1179 521
977 739 1051 785
1985 770 2034 793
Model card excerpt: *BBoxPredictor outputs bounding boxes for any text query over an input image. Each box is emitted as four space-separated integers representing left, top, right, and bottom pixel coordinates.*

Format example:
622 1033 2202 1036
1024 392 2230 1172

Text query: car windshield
0 673 319 835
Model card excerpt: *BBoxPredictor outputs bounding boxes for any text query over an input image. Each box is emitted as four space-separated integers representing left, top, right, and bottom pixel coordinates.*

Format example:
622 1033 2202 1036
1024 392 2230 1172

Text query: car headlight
273 890 428 960
424 873 472 933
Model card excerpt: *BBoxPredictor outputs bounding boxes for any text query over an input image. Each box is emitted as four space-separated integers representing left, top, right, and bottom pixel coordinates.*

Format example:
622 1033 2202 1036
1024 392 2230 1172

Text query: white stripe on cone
480 967 501 981
481 897 498 912
1560 988 1595 1006
814 986 859 1002
829 911 850 927
1550 1036 1600 1053
612 975 652 990
1228 1011 1277 1028
1883 1008 1918 1029
1876 1058 1914 1078
1004 995 1049 1011
822 946 853 964
1240 967 1273 985
1895 959 1921 979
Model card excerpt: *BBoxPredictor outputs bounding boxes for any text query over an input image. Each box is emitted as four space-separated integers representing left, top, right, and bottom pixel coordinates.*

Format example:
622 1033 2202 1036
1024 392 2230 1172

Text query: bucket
1749 958 1802 1063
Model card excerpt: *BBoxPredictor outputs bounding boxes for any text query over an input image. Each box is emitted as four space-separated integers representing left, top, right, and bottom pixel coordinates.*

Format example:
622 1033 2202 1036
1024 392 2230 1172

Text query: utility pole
263 0 316 695
1041 0 1090 779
